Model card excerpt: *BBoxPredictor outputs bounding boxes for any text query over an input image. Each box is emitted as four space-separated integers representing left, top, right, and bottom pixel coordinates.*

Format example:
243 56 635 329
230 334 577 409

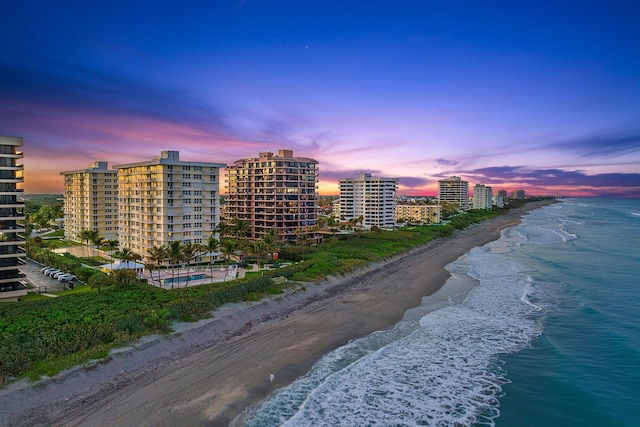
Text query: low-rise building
395 204 442 224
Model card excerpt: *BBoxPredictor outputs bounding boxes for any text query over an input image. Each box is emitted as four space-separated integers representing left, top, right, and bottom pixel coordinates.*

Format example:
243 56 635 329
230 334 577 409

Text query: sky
2 1 640 197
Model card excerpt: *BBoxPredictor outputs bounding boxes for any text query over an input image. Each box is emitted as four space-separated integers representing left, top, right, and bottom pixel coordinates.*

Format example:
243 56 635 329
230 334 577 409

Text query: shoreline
0 200 555 427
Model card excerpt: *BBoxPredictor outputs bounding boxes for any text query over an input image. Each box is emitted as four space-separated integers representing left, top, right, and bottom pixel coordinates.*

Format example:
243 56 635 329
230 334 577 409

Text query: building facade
60 161 118 242
339 173 398 229
225 150 318 241
0 136 26 302
114 150 225 255
438 176 470 210
473 184 493 210
395 203 442 224
511 189 525 200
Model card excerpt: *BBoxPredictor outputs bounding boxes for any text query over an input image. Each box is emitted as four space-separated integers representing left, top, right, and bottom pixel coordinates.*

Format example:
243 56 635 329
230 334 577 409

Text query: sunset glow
2 1 639 197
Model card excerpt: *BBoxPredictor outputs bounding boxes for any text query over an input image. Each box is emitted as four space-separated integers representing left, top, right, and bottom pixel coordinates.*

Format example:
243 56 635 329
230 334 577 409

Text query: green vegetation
1 202 537 384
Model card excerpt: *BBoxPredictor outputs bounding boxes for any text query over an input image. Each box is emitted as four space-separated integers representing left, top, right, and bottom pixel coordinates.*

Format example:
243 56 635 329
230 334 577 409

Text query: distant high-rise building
497 189 508 199
60 161 118 242
339 173 398 228
114 150 225 255
473 184 493 210
511 189 525 200
225 150 318 241
0 136 27 302
438 176 469 210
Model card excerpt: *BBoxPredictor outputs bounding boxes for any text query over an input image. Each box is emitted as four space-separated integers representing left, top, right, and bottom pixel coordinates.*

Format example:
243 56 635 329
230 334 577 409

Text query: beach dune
0 201 552 427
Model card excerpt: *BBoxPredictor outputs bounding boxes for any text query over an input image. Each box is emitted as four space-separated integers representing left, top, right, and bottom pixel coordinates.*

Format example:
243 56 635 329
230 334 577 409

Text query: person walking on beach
270 373 275 383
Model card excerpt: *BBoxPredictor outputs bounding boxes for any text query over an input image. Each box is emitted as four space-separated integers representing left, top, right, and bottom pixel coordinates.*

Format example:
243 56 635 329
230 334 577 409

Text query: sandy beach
0 201 554 427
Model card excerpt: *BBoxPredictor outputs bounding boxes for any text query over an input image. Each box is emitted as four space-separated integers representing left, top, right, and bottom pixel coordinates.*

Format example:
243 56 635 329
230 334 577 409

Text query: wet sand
0 201 554 427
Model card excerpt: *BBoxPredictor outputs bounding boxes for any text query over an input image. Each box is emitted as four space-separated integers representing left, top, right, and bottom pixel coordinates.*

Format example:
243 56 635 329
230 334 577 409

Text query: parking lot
24 259 75 293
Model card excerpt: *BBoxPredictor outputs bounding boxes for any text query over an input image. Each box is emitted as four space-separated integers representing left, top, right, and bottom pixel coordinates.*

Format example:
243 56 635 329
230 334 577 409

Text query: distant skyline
2 1 639 197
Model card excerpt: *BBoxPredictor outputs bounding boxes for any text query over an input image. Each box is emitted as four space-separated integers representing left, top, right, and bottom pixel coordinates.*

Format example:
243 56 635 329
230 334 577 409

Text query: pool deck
143 265 244 289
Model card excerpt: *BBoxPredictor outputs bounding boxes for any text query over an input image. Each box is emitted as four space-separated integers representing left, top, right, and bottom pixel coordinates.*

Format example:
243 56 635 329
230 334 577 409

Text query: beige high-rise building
60 161 118 242
438 176 469 210
473 184 493 210
339 173 398 229
225 149 318 241
114 150 225 255
395 204 442 224
0 136 26 302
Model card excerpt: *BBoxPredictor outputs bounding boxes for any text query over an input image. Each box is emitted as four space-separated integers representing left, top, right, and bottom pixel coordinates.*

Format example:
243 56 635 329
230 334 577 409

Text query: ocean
240 199 640 426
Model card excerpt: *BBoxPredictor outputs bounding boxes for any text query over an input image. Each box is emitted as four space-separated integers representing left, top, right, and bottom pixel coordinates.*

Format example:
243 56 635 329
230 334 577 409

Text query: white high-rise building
339 173 398 229
438 176 469 210
60 161 119 242
473 184 493 210
0 136 26 302
114 150 225 256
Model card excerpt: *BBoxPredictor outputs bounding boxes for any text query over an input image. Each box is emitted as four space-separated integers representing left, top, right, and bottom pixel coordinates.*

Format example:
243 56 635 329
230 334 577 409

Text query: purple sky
2 1 640 197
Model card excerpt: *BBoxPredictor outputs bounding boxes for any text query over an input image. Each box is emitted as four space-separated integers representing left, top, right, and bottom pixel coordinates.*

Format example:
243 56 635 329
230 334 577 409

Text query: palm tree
220 238 236 281
246 240 269 274
88 229 102 257
204 236 220 279
146 245 167 286
215 219 231 240
104 239 119 270
233 217 250 238
78 229 92 248
115 247 142 282
167 240 184 289
181 242 204 286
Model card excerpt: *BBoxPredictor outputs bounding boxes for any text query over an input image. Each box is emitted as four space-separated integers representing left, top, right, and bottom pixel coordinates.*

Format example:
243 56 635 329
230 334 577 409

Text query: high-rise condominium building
0 136 26 302
225 150 318 241
60 161 118 242
339 173 398 229
473 184 493 210
114 150 225 255
438 176 469 210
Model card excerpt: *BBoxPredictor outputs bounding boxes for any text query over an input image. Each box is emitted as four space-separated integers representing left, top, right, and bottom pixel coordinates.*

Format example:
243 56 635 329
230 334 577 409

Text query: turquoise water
238 199 640 426
162 273 210 284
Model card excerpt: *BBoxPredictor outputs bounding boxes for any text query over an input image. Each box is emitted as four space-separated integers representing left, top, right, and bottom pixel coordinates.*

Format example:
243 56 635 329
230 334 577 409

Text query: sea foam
244 232 548 427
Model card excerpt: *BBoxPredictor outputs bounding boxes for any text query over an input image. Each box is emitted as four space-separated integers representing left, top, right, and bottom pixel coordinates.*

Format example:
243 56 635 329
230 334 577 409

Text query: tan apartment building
225 149 318 241
396 203 442 225
339 173 398 229
114 150 225 256
60 161 118 242
0 136 26 302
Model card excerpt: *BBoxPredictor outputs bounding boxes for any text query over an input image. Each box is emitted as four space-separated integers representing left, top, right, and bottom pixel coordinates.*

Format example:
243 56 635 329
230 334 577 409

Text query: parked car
48 270 62 278
57 274 76 282
42 267 56 275
53 271 69 279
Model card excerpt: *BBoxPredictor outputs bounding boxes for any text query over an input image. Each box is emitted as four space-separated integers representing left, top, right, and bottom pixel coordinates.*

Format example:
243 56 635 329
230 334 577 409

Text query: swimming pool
162 273 211 285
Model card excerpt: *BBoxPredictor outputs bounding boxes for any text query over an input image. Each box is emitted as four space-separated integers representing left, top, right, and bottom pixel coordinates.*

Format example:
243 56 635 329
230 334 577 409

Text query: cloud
0 61 233 142
462 165 640 190
550 129 640 158
436 158 458 166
